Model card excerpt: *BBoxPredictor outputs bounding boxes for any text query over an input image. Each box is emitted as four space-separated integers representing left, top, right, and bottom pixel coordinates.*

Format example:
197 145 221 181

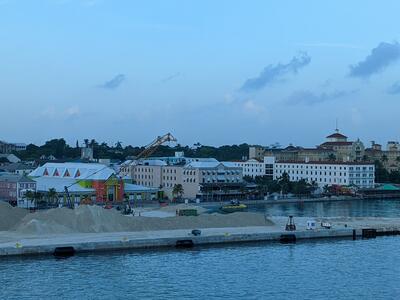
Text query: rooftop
29 162 115 180
0 173 35 183
326 132 348 139
319 142 353 147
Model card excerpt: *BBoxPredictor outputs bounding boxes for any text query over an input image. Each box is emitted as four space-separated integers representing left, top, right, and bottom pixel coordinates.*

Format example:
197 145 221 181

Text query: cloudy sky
1 0 400 148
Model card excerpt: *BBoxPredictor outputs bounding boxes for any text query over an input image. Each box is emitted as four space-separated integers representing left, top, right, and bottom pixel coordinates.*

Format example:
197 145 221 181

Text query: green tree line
15 138 251 162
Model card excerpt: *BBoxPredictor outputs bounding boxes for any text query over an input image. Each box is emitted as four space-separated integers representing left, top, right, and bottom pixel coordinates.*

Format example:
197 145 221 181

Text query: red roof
326 132 347 139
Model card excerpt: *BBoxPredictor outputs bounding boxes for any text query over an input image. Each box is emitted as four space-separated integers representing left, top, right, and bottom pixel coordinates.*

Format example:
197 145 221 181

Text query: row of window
163 169 177 174
277 170 348 177
277 164 349 170
282 176 348 184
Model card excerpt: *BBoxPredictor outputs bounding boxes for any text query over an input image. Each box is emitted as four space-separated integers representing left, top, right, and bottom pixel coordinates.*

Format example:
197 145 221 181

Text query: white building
272 159 375 188
230 159 265 178
229 156 275 179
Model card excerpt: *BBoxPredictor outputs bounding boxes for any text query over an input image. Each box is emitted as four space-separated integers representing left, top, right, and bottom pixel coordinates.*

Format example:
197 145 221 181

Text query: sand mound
12 205 274 235
0 201 29 231
14 205 130 234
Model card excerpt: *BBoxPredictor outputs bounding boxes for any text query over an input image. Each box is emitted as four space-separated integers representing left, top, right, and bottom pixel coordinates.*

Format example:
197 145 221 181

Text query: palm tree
47 188 58 207
25 190 35 209
33 191 43 209
172 184 184 201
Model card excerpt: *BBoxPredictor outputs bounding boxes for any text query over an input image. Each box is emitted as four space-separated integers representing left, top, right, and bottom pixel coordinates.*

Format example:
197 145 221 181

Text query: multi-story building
230 159 266 179
0 173 36 206
249 129 365 163
365 141 400 172
183 161 243 199
0 141 26 153
272 159 375 188
130 159 243 200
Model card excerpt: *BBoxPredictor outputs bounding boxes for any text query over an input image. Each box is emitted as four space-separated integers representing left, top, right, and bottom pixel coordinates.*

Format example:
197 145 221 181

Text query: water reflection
251 199 400 217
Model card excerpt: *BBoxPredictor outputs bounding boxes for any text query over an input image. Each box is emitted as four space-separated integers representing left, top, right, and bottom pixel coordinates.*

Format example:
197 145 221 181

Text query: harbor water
1 237 399 299
257 198 400 218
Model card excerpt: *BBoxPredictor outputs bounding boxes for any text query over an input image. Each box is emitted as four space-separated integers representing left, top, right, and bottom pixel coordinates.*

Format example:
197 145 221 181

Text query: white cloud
243 100 266 115
65 105 81 119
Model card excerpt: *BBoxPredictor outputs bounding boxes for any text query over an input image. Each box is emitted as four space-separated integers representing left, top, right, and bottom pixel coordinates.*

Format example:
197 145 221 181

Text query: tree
172 184 184 200
25 190 35 209
33 191 43 209
375 160 389 183
278 172 291 195
292 179 310 197
47 188 58 206
115 141 123 150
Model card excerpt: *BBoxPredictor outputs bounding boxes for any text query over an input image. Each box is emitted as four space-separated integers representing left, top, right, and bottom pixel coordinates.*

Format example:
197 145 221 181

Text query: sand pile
14 205 131 234
12 205 274 235
0 201 29 231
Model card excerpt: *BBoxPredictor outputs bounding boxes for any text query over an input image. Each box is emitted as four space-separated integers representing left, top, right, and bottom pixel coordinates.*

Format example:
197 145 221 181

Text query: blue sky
1 0 400 148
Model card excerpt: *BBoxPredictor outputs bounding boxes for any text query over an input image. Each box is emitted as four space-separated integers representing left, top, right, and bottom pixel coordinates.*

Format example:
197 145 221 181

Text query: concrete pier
1 219 400 257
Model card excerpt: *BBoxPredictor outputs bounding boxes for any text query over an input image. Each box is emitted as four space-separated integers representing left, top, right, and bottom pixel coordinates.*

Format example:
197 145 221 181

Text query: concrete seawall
1 223 399 257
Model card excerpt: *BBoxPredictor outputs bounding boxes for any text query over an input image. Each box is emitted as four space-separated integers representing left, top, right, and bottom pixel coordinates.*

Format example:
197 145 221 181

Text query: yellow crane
135 132 177 160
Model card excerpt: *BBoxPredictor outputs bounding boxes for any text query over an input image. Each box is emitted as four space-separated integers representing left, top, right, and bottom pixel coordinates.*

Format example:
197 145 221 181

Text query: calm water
1 237 399 299
2 199 400 299
253 199 400 218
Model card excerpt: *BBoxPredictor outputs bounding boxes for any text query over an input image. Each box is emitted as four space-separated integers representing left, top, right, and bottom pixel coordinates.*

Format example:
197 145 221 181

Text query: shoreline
1 216 400 257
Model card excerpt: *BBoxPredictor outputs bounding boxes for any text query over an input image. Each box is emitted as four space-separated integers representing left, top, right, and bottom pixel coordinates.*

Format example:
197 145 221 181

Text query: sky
1 0 400 148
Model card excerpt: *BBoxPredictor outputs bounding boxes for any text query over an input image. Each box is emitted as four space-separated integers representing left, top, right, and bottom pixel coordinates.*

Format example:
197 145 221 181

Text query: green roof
377 184 400 191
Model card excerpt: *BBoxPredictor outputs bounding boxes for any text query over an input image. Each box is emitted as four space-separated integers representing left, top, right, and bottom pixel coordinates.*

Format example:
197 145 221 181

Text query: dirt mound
0 201 29 231
12 205 274 235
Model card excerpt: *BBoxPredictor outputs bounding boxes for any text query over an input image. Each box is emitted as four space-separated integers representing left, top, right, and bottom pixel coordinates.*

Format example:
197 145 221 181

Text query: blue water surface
1 236 399 300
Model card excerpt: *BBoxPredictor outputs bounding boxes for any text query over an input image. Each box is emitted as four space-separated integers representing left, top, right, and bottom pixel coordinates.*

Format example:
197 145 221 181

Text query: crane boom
135 132 177 160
